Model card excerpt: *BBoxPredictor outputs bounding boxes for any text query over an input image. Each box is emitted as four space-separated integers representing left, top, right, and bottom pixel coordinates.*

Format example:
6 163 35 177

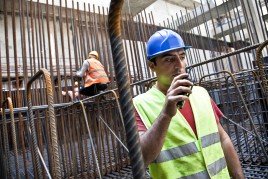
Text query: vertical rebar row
3 0 11 97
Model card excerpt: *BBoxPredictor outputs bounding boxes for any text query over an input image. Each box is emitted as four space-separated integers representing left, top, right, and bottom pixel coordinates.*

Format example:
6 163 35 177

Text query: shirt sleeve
210 99 223 123
134 109 147 132
76 60 89 77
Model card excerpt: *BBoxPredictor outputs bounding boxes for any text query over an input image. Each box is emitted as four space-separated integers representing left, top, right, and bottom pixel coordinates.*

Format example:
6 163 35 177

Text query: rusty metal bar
122 14 135 88
80 101 102 178
27 68 61 178
11 0 22 109
0 47 2 107
64 0 75 96
99 6 108 70
256 39 268 95
3 98 20 179
83 3 90 55
58 0 68 103
1 113 11 179
71 1 79 71
34 2 44 107
108 0 146 178
188 42 263 69
77 2 85 62
199 70 268 161
3 0 11 97
52 0 62 103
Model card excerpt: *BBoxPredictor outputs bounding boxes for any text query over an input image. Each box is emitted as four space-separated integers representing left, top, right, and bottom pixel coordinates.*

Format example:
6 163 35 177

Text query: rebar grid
1 0 268 178
199 70 268 165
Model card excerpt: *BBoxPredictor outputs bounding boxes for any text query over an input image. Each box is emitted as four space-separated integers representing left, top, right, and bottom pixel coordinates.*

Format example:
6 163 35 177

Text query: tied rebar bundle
108 0 146 178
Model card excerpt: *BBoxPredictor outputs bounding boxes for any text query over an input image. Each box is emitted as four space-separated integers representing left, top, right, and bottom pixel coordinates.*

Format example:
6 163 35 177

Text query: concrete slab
122 0 156 15
122 0 200 15
212 16 247 39
177 0 241 31
165 0 200 9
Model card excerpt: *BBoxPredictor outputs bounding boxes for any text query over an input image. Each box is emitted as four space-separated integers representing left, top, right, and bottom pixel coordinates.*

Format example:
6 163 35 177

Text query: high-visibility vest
133 86 230 179
84 58 109 87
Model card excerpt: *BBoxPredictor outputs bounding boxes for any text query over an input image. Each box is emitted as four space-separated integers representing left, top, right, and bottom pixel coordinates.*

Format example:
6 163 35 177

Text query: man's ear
148 61 156 71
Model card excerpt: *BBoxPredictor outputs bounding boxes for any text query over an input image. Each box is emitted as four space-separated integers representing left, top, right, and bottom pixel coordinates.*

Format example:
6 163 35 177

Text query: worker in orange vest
76 51 109 96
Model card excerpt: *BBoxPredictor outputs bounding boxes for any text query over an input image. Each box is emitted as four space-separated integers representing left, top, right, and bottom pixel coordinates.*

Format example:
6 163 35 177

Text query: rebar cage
1 0 268 178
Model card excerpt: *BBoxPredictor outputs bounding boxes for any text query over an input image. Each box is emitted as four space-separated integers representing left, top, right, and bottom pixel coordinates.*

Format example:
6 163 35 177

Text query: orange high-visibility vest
83 58 109 87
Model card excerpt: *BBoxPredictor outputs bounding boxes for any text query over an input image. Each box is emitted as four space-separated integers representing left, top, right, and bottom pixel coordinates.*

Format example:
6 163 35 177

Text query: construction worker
76 51 109 96
133 29 244 179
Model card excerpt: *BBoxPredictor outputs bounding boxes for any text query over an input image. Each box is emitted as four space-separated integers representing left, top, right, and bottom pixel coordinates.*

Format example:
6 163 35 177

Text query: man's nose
174 55 183 67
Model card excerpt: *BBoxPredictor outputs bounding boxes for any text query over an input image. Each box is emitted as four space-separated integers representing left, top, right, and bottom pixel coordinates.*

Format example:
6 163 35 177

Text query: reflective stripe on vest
154 132 220 163
181 170 209 179
153 142 198 163
181 158 226 179
208 157 227 176
201 132 220 148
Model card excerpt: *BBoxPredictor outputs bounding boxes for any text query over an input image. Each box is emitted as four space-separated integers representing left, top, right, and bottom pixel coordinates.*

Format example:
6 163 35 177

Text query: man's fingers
173 73 189 80
169 86 192 96
172 79 193 88
166 95 189 104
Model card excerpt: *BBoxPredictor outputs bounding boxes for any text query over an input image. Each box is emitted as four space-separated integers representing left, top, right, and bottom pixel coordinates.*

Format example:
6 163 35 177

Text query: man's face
149 49 186 87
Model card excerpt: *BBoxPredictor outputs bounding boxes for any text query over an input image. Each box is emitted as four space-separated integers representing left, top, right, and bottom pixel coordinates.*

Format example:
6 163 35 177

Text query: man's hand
162 73 193 118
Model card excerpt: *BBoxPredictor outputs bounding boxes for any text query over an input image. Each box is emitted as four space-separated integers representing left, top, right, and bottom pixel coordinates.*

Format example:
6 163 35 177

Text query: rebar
1 0 268 178
200 70 268 159
27 68 61 178
2 98 21 179
108 0 146 178
255 39 268 95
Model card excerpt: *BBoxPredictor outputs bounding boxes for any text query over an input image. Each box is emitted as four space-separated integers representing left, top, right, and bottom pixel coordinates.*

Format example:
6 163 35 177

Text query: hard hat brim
147 45 192 61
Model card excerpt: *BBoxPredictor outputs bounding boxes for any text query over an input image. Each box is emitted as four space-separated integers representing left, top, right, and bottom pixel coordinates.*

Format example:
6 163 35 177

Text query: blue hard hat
146 29 191 60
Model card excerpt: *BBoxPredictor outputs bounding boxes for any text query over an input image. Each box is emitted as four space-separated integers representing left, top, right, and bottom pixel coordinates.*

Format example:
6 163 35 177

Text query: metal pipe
108 0 146 178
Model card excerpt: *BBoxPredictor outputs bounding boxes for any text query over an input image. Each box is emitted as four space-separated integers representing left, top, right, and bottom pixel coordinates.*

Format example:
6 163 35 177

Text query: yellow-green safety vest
133 86 230 179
